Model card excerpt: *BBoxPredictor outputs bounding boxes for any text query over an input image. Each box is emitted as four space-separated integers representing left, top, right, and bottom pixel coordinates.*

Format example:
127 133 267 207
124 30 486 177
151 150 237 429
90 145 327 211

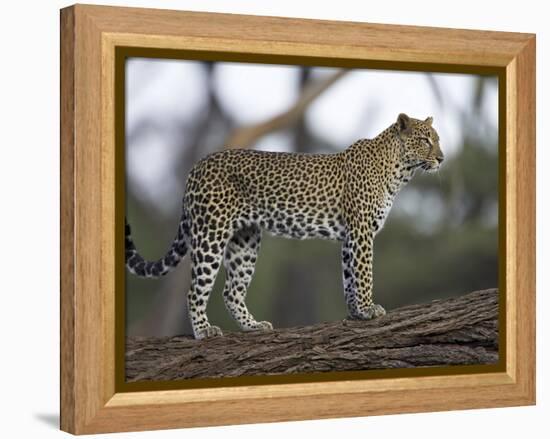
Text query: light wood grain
60 4 536 434
74 5 104 429
505 57 518 382
513 36 536 398
101 18 117 410
84 4 529 67
107 371 515 407
60 6 75 433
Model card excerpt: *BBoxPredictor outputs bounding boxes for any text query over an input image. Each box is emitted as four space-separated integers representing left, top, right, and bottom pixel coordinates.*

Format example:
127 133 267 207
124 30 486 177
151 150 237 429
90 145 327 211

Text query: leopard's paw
195 325 223 339
350 303 386 321
245 321 273 332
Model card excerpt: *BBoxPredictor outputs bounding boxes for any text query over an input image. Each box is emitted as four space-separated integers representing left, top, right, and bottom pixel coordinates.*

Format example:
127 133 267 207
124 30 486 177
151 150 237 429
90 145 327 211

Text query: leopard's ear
397 113 412 134
425 116 433 126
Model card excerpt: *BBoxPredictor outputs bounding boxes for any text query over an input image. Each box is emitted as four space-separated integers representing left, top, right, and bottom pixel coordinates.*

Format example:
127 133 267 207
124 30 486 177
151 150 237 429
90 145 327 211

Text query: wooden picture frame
60 4 536 434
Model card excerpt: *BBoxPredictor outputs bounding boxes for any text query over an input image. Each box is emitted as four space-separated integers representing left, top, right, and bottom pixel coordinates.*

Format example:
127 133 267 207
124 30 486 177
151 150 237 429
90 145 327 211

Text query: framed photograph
60 4 535 434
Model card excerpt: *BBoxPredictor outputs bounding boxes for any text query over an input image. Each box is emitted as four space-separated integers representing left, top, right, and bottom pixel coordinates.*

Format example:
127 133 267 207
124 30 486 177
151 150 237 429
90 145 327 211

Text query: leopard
125 113 444 340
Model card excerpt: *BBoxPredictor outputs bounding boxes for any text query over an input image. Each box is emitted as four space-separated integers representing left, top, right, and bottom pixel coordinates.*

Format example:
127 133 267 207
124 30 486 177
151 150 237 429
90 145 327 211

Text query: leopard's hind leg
187 228 227 340
222 225 273 332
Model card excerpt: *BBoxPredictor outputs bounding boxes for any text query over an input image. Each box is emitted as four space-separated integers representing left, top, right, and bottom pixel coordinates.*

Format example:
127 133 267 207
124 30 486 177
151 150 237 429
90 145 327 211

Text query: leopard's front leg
342 226 386 320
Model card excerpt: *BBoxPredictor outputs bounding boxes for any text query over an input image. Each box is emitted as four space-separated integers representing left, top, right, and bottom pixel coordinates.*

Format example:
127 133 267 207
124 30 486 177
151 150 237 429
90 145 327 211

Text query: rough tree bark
126 288 498 382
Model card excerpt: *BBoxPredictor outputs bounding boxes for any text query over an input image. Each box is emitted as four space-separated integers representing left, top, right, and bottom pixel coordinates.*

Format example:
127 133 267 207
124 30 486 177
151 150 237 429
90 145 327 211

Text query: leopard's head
396 113 444 173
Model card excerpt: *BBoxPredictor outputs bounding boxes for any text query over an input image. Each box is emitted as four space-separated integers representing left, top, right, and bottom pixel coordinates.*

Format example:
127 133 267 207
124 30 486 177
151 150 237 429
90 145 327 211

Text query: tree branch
126 288 498 382
224 69 347 148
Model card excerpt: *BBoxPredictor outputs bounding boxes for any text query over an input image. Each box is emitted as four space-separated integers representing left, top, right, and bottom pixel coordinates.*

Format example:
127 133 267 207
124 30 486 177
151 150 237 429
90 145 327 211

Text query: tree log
126 288 498 382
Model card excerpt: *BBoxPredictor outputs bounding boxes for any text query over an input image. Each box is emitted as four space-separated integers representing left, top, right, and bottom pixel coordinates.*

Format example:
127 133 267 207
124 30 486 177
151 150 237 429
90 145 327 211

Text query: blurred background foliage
125 59 499 336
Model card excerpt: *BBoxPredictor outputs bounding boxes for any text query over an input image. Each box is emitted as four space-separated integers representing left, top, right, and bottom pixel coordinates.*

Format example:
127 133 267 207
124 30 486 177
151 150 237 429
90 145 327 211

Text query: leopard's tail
125 210 189 278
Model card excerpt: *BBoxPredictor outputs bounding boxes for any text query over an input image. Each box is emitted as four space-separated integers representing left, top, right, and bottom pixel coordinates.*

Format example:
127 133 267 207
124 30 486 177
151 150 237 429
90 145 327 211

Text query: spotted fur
126 113 444 339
